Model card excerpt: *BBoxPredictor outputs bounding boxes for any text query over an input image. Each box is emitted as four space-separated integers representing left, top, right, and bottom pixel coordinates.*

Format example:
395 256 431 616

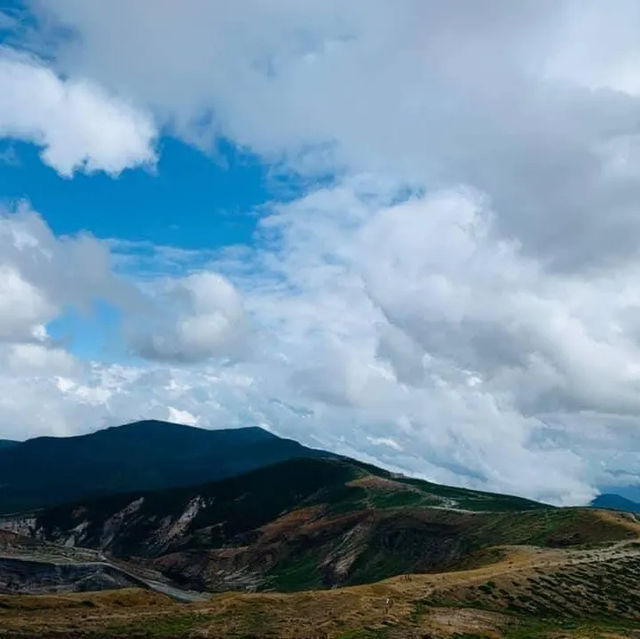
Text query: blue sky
0 2 301 256
0 137 271 249
0 135 283 360
3 1 640 505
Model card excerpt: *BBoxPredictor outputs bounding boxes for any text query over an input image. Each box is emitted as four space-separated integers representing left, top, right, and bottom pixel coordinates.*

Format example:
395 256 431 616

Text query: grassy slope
344 457 547 512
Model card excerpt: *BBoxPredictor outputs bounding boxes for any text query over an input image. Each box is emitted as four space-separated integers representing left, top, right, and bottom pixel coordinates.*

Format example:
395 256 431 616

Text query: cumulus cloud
167 406 199 426
27 0 640 269
132 272 249 363
1 343 77 378
227 180 627 504
0 263 53 342
4 2 640 504
2 188 620 504
0 48 156 176
0 210 250 439
0 203 140 343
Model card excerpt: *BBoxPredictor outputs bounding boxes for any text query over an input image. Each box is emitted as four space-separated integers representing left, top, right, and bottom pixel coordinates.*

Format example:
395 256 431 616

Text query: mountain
11 456 635 594
0 420 326 514
0 439 18 450
591 493 640 513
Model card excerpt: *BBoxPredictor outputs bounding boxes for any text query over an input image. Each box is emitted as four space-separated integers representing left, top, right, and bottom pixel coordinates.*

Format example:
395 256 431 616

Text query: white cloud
167 406 199 426
224 181 610 504
0 208 84 343
544 0 640 96
25 1 640 269
4 343 77 374
0 202 140 344
367 436 403 452
0 264 53 341
0 181 623 504
132 272 249 363
0 48 156 176
4 3 640 504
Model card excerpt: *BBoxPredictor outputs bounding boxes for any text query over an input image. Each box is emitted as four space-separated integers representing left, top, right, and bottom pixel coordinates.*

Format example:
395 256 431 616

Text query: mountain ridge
591 492 640 513
0 420 327 514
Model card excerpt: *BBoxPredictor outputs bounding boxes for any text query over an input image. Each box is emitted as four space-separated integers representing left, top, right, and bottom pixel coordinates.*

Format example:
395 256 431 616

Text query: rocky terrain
2 512 640 638
1 455 636 596
0 530 208 601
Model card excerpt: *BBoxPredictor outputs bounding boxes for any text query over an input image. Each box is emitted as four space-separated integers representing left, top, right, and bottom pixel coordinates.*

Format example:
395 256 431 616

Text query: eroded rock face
0 489 476 593
0 515 38 538
99 497 145 550
150 509 472 592
147 496 207 554
3 457 605 596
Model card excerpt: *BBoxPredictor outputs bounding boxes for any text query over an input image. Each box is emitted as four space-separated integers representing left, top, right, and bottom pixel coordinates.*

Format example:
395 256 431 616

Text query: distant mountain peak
98 419 201 434
102 419 208 432
99 420 273 436
591 493 640 513
0 421 320 514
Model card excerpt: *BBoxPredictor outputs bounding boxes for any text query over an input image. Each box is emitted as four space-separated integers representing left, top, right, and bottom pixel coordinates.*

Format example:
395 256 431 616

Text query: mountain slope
3 508 640 638
0 420 326 514
18 456 636 594
0 439 18 450
591 493 640 513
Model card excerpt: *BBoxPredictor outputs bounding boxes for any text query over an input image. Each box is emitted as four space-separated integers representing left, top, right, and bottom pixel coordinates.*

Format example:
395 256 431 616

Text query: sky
1 1 640 505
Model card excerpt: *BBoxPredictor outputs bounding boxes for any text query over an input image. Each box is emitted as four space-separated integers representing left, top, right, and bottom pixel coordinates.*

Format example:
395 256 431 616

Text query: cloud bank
28 0 640 268
3 188 640 506
1 2 640 503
